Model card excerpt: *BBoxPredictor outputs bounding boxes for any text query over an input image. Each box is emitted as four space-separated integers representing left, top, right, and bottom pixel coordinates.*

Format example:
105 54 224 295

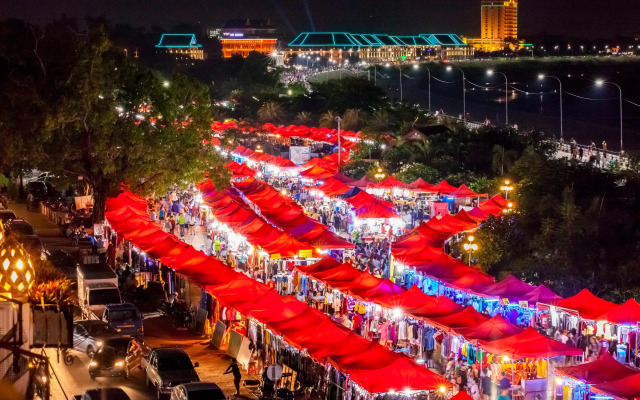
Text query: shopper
223 358 241 396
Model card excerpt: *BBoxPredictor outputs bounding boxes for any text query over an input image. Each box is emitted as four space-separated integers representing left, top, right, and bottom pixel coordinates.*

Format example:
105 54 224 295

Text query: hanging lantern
0 238 35 296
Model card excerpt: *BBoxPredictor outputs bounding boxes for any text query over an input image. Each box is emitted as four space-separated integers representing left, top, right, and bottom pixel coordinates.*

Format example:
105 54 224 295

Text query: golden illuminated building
221 19 278 58
467 0 522 52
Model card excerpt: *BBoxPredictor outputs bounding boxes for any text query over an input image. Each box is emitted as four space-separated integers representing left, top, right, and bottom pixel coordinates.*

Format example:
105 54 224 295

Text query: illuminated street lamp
413 64 432 113
500 180 514 200
487 69 509 125
463 236 479 266
255 145 263 153
538 74 563 140
595 79 624 150
374 167 386 181
446 66 466 121
502 202 514 214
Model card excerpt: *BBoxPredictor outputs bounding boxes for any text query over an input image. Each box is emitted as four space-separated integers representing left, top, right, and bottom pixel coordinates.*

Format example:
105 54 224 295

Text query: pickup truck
142 348 199 399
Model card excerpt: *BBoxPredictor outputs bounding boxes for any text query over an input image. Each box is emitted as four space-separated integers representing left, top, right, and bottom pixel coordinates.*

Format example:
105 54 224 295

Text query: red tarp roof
332 173 358 185
406 178 434 192
354 202 400 219
429 180 458 194
300 166 336 180
479 327 583 359
349 176 375 188
479 275 537 301
555 353 638 384
454 315 522 342
448 184 487 198
314 178 352 197
550 289 617 321
598 299 640 325
426 214 476 235
347 358 450 394
371 176 409 189
519 284 562 304
591 373 640 400
426 306 489 330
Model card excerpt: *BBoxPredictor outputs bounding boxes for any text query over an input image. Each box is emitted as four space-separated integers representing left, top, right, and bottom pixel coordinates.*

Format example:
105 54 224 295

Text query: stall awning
406 178 434 192
549 289 617 321
598 298 640 325
429 180 458 194
479 327 583 359
478 275 536 301
454 315 522 342
347 358 451 394
591 373 640 400
448 184 487 198
371 176 409 189
426 306 489 330
555 353 637 385
519 285 562 304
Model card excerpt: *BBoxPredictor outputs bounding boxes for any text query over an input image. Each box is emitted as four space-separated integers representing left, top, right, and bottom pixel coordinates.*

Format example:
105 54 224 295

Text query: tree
368 110 393 131
293 111 312 125
491 144 519 175
40 25 228 221
319 110 338 128
257 101 284 123
342 108 365 131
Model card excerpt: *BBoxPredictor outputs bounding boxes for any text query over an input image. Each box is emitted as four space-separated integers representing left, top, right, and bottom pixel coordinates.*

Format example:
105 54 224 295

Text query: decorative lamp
0 238 35 296
0 220 4 244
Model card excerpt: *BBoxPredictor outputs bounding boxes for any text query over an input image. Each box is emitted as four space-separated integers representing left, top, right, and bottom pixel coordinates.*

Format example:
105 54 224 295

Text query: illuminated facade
287 32 474 62
155 34 204 61
221 19 278 58
467 0 521 52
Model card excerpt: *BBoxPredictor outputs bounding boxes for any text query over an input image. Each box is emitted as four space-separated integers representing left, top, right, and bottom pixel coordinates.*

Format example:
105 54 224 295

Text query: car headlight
114 361 124 367
96 341 103 347
89 361 98 367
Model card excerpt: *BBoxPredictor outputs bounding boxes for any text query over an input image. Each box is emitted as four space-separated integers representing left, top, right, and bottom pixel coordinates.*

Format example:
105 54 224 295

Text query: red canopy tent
300 166 335 180
314 178 351 197
426 215 476 236
429 180 458 194
332 173 358 185
591 373 640 400
426 306 489 330
406 178 434 192
349 176 375 188
371 176 409 189
353 202 400 219
479 327 583 359
598 299 640 325
454 315 522 342
549 289 617 320
479 275 537 301
480 194 512 209
519 285 562 304
448 184 487 198
555 353 637 385
347 358 451 394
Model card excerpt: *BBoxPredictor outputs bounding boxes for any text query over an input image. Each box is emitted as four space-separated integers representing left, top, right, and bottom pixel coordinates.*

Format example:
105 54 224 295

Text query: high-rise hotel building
467 0 521 52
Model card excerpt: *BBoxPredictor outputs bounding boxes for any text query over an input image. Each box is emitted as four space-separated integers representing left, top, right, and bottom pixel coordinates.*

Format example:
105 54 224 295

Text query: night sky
2 0 638 39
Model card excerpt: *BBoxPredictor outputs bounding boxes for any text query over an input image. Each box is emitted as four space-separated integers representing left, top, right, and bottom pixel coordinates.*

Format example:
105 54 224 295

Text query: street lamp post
335 116 342 166
595 79 624 151
500 180 514 200
385 63 403 102
446 66 466 121
463 235 478 266
538 75 563 140
488 70 509 126
415 63 431 113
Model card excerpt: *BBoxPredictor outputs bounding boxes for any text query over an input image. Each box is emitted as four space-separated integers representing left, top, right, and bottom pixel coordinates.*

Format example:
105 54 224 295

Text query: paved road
10 202 257 400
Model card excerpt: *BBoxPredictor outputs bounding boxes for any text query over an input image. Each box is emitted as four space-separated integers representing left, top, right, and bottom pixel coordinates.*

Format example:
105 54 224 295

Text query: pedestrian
602 141 607 151
169 215 176 235
498 372 511 400
481 367 492 400
178 213 185 237
189 212 196 235
579 147 584 161
469 377 481 400
224 358 241 396
159 206 165 226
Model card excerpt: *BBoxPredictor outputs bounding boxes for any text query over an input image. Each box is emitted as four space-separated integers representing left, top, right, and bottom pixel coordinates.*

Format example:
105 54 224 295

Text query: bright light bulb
468 235 474 242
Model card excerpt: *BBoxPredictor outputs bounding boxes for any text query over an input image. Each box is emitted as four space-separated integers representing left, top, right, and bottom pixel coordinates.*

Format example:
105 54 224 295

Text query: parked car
74 388 131 400
142 348 200 399
0 209 17 221
103 303 144 339
170 382 226 400
19 234 45 259
73 320 118 358
88 336 143 380
45 249 77 281
5 219 35 235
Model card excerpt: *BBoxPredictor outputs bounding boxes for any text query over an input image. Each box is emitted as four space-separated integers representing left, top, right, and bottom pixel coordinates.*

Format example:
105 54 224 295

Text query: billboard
289 146 310 165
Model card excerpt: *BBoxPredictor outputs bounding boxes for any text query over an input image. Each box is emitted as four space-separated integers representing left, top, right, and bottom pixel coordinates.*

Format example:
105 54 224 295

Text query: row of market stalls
105 191 452 399
193 176 593 400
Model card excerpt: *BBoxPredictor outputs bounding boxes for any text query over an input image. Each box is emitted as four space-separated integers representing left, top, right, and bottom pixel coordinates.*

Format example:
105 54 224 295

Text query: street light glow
413 64 419 70
538 74 544 80
595 79 604 85
446 65 452 71
487 69 494 75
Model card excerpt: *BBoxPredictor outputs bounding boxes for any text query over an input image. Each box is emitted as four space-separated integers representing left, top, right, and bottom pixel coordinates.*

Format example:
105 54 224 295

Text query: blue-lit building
155 33 205 62
287 32 473 62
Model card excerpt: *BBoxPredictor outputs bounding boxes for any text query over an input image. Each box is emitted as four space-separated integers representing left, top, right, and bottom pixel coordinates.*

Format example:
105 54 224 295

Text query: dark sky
2 0 638 39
